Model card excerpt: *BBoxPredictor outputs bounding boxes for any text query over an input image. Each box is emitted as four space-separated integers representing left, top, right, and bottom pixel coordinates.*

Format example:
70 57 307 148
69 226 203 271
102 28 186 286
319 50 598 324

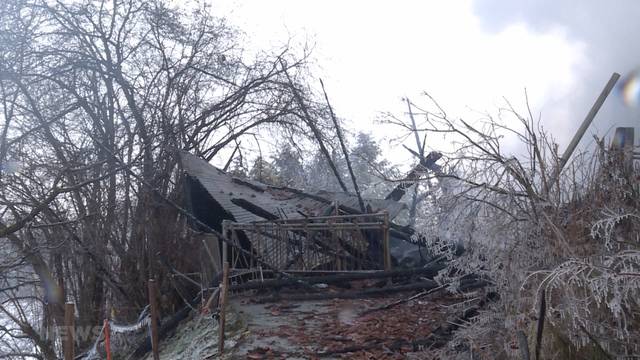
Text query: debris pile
230 276 493 359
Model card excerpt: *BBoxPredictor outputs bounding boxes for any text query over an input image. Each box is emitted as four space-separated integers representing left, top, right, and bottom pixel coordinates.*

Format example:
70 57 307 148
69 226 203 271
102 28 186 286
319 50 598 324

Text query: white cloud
213 0 588 158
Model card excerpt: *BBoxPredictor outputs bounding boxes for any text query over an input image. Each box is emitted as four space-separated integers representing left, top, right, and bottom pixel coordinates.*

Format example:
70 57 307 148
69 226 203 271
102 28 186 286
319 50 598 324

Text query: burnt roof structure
180 152 428 267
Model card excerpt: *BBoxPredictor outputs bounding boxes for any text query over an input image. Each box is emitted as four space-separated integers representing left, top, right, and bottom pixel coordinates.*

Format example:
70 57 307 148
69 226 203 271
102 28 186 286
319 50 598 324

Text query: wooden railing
221 212 391 272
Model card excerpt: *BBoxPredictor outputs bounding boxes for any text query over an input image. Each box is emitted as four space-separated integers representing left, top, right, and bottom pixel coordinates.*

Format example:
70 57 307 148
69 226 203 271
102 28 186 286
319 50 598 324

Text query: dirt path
136 284 460 359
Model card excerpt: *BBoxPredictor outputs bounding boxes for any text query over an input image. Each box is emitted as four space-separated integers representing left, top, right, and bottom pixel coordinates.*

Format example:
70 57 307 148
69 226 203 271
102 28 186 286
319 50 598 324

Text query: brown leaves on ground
246 288 456 359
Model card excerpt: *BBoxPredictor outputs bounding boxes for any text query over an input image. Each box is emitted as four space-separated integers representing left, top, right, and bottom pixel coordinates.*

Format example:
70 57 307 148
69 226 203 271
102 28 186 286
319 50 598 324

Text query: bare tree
387 92 639 359
0 0 329 357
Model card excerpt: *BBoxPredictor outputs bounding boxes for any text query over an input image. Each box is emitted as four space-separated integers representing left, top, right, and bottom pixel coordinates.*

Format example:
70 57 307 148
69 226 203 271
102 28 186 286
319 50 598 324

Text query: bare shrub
398 93 639 359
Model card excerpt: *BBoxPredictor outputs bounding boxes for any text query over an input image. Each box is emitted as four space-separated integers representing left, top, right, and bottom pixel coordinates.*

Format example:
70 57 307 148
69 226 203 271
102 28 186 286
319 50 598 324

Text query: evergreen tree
349 132 390 196
249 156 278 185
272 144 305 187
304 148 345 192
228 156 248 179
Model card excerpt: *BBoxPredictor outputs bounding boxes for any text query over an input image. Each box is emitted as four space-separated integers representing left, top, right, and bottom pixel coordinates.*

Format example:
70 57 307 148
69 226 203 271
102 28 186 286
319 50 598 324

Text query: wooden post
218 261 230 355
382 211 391 271
104 319 112 360
148 279 160 360
221 221 229 266
63 302 74 360
549 72 620 184
253 224 259 278
333 202 342 270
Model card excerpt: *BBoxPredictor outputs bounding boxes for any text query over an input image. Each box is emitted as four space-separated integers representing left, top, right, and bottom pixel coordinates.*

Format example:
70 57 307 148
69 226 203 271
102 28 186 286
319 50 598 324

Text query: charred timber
230 263 447 292
385 151 442 202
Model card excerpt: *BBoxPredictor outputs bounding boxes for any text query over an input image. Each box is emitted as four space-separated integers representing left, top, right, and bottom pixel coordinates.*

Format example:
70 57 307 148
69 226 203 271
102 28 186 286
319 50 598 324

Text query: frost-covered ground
140 308 243 360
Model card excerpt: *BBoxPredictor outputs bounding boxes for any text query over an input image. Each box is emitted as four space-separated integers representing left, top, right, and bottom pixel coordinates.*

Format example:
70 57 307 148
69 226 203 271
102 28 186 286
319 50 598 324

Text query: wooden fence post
218 261 230 355
63 302 74 360
382 211 391 271
222 221 229 266
148 279 160 360
548 72 620 185
104 319 112 360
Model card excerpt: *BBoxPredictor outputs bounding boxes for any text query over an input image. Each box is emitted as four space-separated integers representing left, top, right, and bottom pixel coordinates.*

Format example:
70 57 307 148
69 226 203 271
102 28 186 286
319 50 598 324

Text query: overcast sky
212 0 639 161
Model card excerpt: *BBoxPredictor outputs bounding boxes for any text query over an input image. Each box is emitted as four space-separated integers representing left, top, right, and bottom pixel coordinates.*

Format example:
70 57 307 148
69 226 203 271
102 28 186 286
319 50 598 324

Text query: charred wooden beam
256 280 439 303
230 262 447 292
231 177 265 192
257 277 489 304
230 198 278 220
385 151 442 201
222 141 241 171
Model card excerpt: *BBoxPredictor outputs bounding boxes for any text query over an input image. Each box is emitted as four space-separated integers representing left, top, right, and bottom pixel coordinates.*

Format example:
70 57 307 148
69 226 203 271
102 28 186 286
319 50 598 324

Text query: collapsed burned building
179 152 431 271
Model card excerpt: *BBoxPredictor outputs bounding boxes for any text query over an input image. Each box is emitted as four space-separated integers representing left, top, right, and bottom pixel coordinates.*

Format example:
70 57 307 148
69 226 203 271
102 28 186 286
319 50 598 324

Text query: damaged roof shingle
180 152 406 221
